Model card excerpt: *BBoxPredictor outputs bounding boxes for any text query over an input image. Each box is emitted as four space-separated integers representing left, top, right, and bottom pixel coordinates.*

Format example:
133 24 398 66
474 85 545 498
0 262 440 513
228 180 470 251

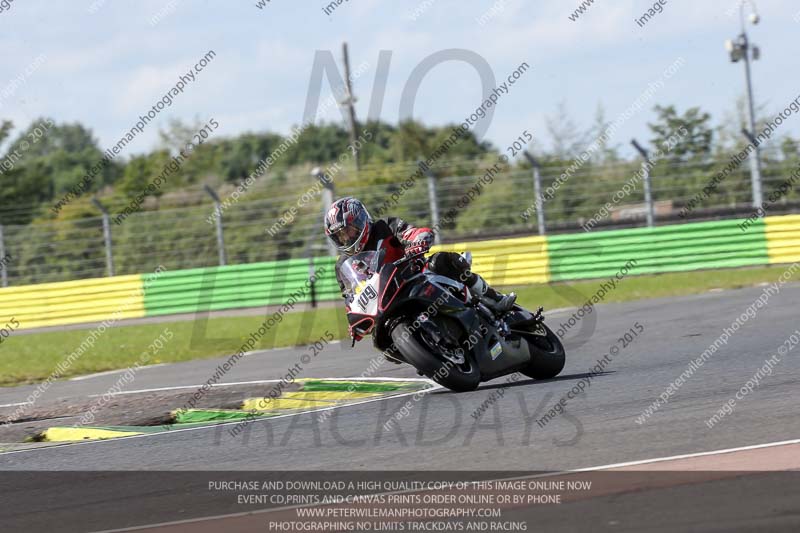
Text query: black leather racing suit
334 217 475 297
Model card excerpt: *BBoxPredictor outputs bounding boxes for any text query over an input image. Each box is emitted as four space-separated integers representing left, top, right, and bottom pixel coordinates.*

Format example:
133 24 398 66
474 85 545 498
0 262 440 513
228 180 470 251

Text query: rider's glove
406 238 431 257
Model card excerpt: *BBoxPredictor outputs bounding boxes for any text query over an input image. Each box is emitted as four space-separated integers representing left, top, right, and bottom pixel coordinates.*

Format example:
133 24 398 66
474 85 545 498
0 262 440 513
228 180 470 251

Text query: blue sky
2 0 799 160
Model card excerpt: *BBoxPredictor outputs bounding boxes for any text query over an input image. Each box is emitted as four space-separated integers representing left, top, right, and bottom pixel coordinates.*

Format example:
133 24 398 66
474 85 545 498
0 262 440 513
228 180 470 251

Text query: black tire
521 323 566 380
390 320 480 392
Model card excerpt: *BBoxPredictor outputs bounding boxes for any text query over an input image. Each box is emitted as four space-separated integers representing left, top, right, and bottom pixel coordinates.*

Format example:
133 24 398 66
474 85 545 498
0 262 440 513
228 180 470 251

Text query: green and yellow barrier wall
3 214 800 330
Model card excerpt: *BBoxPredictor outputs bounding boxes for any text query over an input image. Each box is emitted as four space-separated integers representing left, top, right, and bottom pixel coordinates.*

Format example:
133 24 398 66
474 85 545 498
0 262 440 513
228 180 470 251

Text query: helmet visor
329 209 369 251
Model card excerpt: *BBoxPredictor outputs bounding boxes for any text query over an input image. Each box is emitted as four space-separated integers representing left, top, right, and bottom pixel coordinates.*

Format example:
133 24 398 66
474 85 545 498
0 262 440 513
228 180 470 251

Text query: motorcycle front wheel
390 320 480 392
520 322 566 380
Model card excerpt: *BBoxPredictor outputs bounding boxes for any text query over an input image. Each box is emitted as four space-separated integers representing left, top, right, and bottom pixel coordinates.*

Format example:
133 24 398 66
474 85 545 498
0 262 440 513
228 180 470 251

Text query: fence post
741 128 764 207
420 160 442 244
312 167 338 256
631 140 654 228
91 198 115 277
203 185 227 266
523 151 546 235
309 259 317 308
0 224 7 287
303 240 327 311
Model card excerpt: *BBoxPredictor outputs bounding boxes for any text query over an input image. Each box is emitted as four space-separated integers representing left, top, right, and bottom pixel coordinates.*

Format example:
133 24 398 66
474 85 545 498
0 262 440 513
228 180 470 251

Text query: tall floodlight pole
341 42 360 171
725 0 763 207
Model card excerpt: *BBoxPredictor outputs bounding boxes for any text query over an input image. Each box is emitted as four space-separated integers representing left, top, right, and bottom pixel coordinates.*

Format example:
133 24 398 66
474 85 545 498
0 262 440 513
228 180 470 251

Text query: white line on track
69 364 168 382
66 341 341 383
0 401 32 408
86 379 282 397
85 376 434 398
565 437 800 472
0 377 440 456
91 437 800 533
339 376 433 382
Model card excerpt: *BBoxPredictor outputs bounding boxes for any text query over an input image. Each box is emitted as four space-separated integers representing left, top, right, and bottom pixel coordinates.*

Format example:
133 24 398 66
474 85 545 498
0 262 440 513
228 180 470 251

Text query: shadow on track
427 371 616 394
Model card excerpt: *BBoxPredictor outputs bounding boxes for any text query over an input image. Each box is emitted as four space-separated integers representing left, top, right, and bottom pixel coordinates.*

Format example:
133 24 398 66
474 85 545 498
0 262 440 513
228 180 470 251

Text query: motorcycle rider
324 197 516 338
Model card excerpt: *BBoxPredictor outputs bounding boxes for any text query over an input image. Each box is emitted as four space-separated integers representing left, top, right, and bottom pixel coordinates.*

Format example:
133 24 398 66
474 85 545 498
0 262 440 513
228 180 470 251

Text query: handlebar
393 251 427 267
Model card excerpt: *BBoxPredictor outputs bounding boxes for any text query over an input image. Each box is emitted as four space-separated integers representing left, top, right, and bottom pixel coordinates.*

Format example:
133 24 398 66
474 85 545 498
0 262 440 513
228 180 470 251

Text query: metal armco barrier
546 218 768 281
3 214 799 330
141 258 338 317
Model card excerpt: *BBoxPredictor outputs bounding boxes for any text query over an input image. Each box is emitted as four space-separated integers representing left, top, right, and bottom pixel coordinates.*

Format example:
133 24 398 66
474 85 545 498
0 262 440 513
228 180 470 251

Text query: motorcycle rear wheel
390 320 480 392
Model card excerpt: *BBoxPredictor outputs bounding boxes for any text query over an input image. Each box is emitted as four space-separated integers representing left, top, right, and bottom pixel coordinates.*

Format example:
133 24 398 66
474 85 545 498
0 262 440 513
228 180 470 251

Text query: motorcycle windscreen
339 251 380 297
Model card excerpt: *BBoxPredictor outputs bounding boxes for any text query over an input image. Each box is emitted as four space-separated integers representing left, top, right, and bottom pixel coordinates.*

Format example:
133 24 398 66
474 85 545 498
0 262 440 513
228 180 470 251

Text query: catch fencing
0 149 798 286
5 213 800 330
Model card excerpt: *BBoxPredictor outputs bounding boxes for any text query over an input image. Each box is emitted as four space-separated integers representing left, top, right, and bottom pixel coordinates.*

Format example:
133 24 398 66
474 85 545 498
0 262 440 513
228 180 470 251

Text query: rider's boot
468 275 516 315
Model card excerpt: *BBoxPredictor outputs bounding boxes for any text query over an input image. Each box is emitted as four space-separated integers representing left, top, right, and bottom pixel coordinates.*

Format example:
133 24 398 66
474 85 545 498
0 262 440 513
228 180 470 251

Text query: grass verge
1 264 794 386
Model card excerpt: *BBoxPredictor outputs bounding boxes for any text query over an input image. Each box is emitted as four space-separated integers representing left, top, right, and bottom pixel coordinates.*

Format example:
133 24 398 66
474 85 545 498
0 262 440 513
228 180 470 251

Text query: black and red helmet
324 197 372 255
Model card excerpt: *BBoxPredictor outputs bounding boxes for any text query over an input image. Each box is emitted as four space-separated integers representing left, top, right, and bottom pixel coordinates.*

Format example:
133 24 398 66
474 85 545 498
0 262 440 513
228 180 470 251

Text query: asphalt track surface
1 284 799 531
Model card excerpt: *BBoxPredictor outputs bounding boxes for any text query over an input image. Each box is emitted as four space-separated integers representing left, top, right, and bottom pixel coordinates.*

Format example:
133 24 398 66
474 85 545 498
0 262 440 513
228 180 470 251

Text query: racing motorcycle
342 248 566 392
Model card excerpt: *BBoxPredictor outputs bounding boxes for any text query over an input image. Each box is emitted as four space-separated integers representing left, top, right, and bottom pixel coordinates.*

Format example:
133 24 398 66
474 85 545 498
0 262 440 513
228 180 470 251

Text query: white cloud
1 0 797 157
